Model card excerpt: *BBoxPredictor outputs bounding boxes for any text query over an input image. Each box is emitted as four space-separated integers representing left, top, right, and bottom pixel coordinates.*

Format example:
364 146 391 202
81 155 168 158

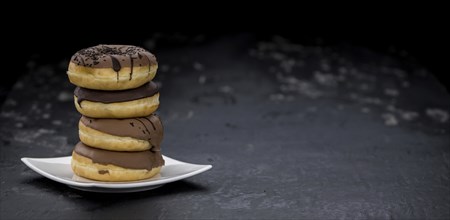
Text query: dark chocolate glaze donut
74 81 159 105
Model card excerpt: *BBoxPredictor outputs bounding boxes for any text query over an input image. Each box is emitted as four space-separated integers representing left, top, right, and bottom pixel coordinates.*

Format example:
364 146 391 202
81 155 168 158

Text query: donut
78 114 163 151
74 81 160 118
71 142 164 181
67 45 158 90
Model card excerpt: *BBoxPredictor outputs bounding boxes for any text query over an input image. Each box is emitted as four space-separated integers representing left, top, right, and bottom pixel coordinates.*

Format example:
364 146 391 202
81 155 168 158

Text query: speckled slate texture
1 35 449 219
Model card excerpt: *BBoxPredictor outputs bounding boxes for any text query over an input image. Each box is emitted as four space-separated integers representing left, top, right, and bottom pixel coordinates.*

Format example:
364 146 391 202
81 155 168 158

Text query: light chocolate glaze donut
71 142 164 182
79 114 164 151
67 45 158 90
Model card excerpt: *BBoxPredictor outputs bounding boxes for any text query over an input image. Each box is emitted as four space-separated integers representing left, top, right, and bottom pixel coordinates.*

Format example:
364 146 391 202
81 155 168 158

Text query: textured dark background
1 15 449 220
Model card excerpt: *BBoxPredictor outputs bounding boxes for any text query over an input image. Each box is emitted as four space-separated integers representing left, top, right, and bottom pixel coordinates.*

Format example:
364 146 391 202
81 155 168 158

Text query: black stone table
1 35 449 219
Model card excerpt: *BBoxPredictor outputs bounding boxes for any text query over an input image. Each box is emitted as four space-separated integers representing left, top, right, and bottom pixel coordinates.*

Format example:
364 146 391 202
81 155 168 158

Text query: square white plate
21 155 212 193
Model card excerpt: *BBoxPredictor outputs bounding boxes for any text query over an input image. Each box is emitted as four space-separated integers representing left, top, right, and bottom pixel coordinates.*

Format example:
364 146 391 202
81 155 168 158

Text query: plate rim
21 155 212 189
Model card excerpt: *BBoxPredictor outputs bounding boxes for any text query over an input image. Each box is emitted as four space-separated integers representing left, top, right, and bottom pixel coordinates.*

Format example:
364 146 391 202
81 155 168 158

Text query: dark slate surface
1 34 449 219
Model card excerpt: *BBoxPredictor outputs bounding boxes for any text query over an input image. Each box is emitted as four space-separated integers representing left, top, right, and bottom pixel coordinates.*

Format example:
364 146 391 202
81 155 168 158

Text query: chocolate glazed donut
71 142 164 182
67 45 158 90
78 114 164 152
73 81 160 118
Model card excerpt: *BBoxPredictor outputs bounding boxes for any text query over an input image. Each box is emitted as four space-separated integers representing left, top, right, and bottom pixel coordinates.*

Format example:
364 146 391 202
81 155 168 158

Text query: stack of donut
67 45 164 181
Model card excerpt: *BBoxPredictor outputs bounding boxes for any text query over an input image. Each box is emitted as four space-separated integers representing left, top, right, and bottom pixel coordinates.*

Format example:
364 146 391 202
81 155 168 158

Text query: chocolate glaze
80 114 164 149
110 55 121 81
98 170 109 174
74 81 159 105
74 142 164 170
129 54 135 80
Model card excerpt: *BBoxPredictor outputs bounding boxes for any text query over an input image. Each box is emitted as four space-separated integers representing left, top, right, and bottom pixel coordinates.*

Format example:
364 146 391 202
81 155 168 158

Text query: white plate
21 155 212 193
